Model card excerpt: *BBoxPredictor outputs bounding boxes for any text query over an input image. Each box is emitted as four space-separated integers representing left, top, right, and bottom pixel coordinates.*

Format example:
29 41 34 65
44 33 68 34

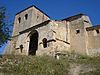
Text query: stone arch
28 30 39 55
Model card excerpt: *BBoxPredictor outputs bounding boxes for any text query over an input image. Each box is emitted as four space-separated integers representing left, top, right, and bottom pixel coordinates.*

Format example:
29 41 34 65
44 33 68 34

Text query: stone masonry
5 5 100 56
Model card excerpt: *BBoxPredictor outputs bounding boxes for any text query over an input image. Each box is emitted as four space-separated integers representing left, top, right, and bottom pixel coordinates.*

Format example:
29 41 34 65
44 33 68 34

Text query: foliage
0 7 10 47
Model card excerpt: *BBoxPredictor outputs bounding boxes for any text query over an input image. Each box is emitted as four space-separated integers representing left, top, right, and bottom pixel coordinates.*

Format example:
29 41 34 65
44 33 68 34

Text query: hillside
0 54 100 75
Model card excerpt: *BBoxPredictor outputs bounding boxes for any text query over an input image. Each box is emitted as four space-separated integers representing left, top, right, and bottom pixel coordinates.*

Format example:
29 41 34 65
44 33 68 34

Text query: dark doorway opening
29 30 38 55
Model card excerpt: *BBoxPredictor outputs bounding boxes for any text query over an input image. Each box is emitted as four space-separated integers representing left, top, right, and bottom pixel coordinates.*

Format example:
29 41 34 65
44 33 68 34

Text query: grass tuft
0 54 100 75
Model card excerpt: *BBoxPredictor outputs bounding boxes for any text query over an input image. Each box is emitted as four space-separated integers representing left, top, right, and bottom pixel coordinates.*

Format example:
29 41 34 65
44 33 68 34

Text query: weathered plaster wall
13 21 54 55
87 29 100 49
5 5 100 56
11 6 50 55
31 7 49 28
13 6 49 37
82 15 92 28
36 21 54 55
15 32 29 55
69 17 87 54
87 29 100 55
82 15 93 55
7 18 71 55
51 21 70 52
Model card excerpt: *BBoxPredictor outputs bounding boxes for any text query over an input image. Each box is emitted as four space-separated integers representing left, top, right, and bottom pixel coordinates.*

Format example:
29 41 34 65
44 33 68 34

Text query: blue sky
0 0 100 54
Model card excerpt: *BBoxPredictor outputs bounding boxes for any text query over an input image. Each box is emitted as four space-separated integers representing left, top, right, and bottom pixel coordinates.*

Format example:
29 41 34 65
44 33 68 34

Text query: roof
16 5 87 21
16 5 50 18
62 13 86 21
86 25 100 31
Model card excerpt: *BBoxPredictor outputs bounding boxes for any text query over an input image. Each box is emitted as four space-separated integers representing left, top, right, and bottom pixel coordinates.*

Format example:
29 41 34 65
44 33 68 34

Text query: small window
42 38 47 48
96 30 99 34
37 16 39 19
25 14 28 20
18 17 21 23
84 20 89 23
76 30 80 34
20 44 23 53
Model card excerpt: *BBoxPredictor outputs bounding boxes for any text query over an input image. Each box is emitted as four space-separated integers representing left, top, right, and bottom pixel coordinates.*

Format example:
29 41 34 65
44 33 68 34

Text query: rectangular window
76 30 80 34
96 30 99 34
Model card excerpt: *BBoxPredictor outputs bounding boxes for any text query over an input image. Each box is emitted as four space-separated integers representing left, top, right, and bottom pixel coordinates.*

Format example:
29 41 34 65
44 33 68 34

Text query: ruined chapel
5 5 100 56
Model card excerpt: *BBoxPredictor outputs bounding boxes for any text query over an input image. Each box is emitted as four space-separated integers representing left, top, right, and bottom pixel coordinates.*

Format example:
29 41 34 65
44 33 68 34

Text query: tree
0 7 10 47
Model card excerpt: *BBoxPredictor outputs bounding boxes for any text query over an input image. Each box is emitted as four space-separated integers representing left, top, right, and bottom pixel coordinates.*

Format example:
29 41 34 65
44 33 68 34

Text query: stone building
5 5 100 56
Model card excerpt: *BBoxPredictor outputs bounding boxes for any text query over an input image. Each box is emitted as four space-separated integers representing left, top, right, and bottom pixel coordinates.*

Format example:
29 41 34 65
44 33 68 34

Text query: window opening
42 38 47 48
84 20 89 23
25 14 28 20
96 30 99 34
20 44 23 53
18 17 21 23
76 30 80 34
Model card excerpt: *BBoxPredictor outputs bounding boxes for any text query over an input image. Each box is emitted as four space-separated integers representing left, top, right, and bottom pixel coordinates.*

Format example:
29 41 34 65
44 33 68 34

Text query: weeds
0 54 100 75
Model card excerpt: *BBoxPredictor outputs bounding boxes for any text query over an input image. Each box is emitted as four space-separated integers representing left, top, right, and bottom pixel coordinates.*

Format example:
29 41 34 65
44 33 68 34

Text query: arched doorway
29 30 38 55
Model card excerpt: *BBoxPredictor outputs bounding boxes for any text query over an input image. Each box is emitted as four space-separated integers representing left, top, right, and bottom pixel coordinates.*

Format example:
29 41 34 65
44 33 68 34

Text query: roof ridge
16 5 50 18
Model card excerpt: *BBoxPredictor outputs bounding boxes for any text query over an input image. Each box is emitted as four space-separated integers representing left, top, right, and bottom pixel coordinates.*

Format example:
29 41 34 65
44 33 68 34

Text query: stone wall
69 17 86 54
51 20 70 52
12 21 54 55
86 27 100 55
5 5 100 56
36 21 54 55
13 6 49 37
10 6 50 55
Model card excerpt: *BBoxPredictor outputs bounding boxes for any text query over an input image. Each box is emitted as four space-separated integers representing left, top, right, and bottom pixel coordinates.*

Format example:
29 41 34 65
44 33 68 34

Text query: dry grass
0 54 100 75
